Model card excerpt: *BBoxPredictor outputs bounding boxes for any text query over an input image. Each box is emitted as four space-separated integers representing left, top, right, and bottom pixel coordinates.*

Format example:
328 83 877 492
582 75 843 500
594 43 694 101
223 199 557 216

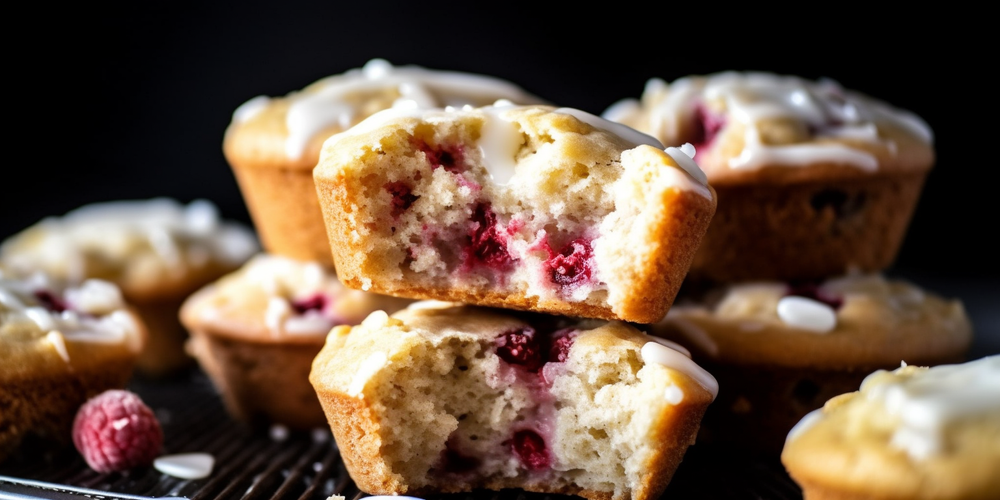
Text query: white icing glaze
664 383 685 405
553 107 664 150
1 274 142 354
645 334 692 358
640 341 719 400
477 102 524 186
864 355 1000 460
785 408 824 444
664 143 709 185
232 95 270 124
0 198 258 284
153 453 215 480
279 58 541 159
776 296 837 333
603 71 933 171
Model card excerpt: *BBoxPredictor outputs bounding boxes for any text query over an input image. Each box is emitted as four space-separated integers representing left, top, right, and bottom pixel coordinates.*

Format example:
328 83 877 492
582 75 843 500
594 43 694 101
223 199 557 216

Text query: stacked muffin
605 71 974 452
186 59 564 430
216 60 724 500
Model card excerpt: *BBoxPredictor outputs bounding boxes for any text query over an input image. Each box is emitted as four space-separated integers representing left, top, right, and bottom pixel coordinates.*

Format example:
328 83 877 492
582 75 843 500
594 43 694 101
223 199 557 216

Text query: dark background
5 4 995 352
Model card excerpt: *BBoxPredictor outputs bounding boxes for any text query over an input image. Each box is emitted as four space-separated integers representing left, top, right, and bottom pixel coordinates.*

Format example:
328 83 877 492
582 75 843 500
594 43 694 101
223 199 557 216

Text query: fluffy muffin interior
318 105 711 320
320 307 708 500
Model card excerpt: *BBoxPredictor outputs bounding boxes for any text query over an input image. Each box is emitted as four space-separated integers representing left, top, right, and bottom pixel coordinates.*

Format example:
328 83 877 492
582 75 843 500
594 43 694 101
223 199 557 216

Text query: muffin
0 198 259 377
309 302 718 500
180 253 413 430
782 356 1000 500
313 102 716 324
604 72 934 282
649 273 972 452
1 270 146 461
223 58 547 267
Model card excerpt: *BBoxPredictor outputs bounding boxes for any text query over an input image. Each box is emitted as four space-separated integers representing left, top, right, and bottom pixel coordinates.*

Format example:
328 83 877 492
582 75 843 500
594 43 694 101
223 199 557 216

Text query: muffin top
224 58 548 171
603 72 934 185
318 102 713 205
180 253 412 343
0 198 259 301
653 273 971 368
1 270 145 380
782 356 1000 499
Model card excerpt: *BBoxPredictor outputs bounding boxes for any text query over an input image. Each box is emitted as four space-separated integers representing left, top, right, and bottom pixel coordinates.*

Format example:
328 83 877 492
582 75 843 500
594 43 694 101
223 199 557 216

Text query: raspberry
291 293 329 314
509 429 550 470
690 101 726 156
463 203 513 270
33 290 67 312
495 327 543 371
384 181 419 218
72 389 163 473
546 239 594 287
547 328 579 363
785 282 843 310
414 139 466 173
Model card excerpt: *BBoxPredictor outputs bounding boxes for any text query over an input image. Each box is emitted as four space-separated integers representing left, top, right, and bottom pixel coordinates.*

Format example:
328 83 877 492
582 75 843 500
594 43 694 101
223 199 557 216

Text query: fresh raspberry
72 390 163 473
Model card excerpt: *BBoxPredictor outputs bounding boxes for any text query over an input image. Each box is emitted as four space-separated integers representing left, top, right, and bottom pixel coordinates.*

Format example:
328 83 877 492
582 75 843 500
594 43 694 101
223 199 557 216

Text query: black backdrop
5 3 993 280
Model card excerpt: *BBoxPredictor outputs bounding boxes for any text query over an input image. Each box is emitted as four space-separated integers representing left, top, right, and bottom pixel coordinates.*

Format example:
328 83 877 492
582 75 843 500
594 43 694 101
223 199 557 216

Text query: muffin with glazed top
309 302 718 500
1 271 146 462
604 72 934 282
180 253 413 430
0 198 259 377
223 58 547 266
782 356 1000 500
649 273 972 452
313 102 716 324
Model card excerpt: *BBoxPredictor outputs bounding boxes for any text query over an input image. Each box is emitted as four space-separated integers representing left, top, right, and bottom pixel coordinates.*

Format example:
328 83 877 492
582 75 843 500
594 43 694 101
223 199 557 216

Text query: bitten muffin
649 273 972 452
0 271 146 462
313 102 716 324
309 302 718 500
180 253 413 430
0 198 259 377
604 72 934 282
782 356 1000 500
223 58 547 266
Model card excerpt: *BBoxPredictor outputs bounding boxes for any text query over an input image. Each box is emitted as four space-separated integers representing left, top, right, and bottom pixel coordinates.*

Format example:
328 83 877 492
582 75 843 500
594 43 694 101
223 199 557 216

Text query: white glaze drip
603 71 932 171
280 58 540 160
640 341 719 400
1 275 141 352
865 355 1000 460
0 198 258 284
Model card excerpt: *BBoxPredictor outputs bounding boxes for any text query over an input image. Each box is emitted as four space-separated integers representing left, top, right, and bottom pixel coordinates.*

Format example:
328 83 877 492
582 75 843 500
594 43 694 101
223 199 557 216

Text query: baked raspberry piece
309 303 718 500
314 104 716 323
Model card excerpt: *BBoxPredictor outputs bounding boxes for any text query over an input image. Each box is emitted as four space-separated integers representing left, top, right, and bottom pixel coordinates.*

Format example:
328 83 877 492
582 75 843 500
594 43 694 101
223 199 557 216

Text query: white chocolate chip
776 296 837 333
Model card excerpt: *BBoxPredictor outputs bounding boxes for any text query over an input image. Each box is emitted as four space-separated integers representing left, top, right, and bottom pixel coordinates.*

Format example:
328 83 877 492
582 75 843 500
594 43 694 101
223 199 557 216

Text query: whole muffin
782 356 1000 500
180 253 413 430
604 72 934 282
648 273 972 453
0 198 259 377
223 58 547 267
313 102 716 324
310 302 718 500
1 271 146 462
